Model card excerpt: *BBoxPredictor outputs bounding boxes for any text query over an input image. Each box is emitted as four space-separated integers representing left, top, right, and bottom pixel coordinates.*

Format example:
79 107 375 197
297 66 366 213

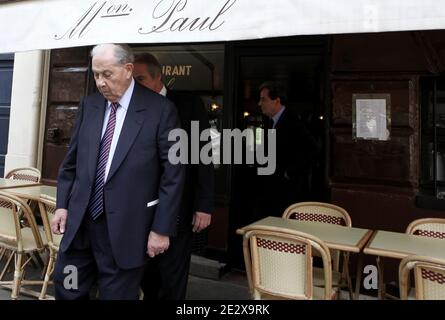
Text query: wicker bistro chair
2 168 42 268
399 218 445 299
4 167 41 223
5 167 41 183
406 218 445 239
282 202 353 298
399 255 445 300
37 194 61 300
242 226 337 300
0 191 47 299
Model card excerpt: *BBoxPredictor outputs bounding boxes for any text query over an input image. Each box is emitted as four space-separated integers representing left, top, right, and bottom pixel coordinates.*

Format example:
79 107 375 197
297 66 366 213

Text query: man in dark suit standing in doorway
133 53 214 300
51 44 185 300
257 81 319 218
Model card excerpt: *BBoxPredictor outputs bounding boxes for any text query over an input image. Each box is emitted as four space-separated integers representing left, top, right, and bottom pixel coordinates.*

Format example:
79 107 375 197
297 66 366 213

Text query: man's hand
52 208 68 234
192 211 211 233
147 231 170 258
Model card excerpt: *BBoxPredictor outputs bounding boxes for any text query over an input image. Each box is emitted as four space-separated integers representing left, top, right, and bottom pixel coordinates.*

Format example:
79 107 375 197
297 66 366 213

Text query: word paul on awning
1 0 445 53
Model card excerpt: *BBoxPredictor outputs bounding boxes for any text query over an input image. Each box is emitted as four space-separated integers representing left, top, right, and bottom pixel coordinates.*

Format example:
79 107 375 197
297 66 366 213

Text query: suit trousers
141 229 193 300
54 213 145 300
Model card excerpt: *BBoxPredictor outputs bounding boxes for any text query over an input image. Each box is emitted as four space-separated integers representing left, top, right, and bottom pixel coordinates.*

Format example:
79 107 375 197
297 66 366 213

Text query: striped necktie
88 102 119 220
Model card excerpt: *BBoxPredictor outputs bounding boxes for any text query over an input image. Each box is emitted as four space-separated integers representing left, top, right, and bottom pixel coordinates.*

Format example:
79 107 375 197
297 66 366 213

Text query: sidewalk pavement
0 265 251 300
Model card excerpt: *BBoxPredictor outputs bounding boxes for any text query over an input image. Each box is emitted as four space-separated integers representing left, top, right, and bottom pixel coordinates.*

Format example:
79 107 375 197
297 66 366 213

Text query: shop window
420 78 445 198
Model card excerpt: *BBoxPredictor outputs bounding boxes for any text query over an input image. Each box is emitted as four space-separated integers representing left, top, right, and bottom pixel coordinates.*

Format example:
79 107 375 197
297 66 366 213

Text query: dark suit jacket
274 108 319 183
166 90 214 232
56 82 185 269
263 107 320 215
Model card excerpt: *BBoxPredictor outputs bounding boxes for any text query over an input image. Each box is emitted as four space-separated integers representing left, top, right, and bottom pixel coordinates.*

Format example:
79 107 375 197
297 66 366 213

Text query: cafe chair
242 225 337 299
282 202 353 298
405 218 445 239
37 194 61 300
4 167 41 220
395 218 445 299
399 255 445 300
0 191 46 299
5 167 41 183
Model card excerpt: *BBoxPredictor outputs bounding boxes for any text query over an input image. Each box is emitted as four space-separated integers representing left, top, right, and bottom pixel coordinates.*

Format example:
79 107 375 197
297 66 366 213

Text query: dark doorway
227 37 330 269
41 47 93 184
0 54 14 177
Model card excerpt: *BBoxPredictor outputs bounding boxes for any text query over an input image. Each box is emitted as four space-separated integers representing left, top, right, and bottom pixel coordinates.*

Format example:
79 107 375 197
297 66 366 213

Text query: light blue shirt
271 106 286 128
101 78 134 182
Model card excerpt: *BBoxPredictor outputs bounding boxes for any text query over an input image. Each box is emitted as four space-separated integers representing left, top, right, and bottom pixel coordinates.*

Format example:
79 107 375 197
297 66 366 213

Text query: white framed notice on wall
352 93 391 141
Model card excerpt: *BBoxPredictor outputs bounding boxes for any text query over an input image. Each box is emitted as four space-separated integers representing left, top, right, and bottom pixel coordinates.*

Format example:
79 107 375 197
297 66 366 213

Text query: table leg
354 252 365 300
377 256 386 299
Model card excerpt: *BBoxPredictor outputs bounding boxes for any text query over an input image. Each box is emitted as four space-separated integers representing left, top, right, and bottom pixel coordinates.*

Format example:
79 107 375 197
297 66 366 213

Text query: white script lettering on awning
1 0 445 53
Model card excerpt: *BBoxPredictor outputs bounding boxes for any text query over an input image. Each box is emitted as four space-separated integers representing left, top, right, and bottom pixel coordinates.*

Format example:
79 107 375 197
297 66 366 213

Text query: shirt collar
159 85 167 97
107 78 135 111
271 106 286 127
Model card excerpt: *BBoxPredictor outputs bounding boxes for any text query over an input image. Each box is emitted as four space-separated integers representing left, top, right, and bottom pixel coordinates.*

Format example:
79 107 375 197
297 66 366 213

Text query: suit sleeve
56 98 85 209
192 95 214 214
151 99 185 236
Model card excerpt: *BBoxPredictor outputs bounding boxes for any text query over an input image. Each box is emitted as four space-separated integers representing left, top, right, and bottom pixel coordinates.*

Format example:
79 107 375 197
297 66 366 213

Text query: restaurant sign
1 0 445 53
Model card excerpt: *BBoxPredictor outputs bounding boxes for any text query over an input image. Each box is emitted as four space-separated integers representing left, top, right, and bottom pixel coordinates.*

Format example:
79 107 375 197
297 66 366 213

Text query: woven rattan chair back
242 226 333 300
405 218 445 240
282 202 351 270
0 191 45 299
5 167 41 183
399 255 445 300
282 202 351 227
0 191 43 251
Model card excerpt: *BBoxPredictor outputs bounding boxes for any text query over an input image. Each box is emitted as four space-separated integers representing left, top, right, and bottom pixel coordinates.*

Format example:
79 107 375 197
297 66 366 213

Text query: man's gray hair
91 43 134 64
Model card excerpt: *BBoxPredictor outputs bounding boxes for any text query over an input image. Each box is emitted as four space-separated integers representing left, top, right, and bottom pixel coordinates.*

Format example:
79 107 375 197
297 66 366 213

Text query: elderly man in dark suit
51 44 184 300
133 53 214 300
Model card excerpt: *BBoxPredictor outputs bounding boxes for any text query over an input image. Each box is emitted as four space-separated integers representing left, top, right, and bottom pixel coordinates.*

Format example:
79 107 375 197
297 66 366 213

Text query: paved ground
0 255 250 300
0 255 376 300
0 272 376 300
186 270 251 300
0 274 250 300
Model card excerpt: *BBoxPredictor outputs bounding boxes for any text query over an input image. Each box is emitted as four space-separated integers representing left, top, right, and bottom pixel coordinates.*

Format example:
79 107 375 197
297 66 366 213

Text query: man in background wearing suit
133 53 214 300
51 44 184 300
257 81 319 218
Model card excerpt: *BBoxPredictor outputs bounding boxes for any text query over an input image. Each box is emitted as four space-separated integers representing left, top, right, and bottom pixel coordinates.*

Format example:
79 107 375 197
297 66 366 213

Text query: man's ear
125 63 134 79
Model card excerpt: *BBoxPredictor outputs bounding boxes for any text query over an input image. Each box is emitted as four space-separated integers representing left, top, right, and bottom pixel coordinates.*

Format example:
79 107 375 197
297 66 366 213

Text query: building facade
5 31 445 284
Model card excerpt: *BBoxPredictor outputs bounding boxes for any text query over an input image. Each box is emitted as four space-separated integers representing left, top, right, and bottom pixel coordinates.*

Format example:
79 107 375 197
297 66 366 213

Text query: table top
2 185 57 201
0 178 40 190
237 216 373 253
363 230 445 260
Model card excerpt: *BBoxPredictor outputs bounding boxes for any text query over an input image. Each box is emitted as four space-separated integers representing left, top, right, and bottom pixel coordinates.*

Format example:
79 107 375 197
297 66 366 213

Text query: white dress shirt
101 78 135 182
159 85 167 97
